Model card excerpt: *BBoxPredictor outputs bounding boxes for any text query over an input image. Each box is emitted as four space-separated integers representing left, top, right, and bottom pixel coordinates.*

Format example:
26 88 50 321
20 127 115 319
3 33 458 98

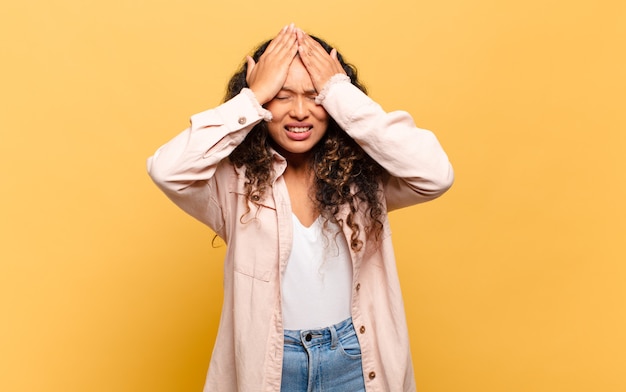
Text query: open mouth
284 125 313 141
285 126 312 133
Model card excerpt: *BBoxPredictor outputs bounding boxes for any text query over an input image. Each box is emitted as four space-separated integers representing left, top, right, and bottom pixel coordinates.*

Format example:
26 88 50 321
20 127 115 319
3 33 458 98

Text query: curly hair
226 35 385 252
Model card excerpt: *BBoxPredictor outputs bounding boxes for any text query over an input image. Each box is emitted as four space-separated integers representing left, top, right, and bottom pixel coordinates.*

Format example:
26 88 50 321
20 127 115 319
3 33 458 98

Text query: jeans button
305 333 312 342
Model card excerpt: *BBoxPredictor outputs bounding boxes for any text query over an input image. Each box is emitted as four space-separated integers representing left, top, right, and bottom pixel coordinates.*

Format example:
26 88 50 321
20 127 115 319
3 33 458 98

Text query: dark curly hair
226 35 385 252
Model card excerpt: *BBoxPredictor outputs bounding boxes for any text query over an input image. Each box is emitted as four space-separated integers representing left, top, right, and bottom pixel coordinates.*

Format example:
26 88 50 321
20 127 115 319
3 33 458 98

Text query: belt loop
330 324 338 350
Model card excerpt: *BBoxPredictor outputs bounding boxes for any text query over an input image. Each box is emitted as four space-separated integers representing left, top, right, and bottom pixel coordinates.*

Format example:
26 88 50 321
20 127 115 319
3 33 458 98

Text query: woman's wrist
315 74 351 105
241 88 273 122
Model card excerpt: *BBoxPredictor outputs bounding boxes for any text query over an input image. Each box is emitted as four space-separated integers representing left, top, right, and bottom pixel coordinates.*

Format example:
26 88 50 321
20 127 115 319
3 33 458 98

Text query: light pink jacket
147 80 454 392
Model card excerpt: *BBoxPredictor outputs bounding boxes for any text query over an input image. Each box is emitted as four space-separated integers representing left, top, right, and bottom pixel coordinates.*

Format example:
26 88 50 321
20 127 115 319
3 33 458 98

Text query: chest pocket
228 186 278 283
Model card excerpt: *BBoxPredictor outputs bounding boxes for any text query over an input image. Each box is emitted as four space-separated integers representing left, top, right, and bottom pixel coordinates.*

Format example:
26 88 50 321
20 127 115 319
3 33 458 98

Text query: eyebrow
280 87 318 95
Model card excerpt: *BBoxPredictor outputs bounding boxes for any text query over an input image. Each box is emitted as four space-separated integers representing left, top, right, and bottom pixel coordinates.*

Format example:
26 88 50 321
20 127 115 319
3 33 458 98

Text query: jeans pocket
338 332 362 359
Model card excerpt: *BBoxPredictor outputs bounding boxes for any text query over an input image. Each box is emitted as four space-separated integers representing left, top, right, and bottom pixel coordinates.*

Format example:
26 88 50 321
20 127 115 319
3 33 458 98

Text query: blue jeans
281 318 366 392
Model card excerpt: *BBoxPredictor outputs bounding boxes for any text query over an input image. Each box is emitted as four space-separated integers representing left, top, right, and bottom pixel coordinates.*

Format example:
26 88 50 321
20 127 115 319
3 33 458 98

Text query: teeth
287 127 310 133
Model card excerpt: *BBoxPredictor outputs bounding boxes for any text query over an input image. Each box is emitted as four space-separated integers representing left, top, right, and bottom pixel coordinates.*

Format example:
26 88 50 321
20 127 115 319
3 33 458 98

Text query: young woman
148 24 454 392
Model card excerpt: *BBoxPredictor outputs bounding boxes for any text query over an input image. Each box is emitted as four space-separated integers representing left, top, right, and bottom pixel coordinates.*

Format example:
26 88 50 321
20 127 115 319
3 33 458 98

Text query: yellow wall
1 0 624 391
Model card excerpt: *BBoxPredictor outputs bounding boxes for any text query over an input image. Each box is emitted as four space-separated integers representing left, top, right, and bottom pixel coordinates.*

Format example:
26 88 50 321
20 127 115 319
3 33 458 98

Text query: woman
148 24 454 392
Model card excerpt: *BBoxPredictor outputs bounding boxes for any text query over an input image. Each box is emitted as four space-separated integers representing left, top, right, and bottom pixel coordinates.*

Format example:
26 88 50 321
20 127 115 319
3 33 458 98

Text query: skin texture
246 24 346 105
246 25 347 226
263 58 329 164
227 25 385 248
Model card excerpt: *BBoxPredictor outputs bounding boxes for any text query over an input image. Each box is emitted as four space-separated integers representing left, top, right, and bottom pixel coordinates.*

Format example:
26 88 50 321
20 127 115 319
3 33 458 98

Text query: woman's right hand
246 24 298 105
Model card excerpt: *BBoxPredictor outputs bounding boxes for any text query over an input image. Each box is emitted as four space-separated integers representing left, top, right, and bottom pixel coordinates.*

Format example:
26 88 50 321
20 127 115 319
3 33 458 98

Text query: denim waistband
284 317 355 348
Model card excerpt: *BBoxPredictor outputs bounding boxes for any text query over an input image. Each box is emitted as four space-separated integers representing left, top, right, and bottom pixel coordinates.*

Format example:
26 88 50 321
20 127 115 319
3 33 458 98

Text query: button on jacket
147 80 454 392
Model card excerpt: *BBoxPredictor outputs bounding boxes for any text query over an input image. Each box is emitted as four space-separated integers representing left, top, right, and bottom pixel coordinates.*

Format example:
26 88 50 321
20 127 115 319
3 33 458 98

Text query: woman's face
264 57 329 159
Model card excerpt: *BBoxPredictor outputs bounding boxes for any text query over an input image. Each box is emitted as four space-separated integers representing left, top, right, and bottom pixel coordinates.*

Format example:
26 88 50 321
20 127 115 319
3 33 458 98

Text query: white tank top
281 214 353 330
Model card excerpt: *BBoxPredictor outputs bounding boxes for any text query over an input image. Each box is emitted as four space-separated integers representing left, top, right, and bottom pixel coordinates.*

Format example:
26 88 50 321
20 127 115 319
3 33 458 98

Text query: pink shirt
147 80 454 391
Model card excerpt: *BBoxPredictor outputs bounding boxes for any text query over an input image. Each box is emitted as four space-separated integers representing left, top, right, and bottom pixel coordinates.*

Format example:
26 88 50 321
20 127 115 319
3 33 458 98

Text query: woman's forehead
282 57 315 92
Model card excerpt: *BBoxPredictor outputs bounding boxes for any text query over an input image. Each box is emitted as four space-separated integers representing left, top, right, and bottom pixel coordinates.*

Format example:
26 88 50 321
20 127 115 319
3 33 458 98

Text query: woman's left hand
296 29 347 93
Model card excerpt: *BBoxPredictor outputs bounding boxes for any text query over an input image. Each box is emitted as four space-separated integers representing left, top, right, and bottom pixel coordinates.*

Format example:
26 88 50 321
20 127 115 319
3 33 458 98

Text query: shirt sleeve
146 89 269 229
317 78 454 211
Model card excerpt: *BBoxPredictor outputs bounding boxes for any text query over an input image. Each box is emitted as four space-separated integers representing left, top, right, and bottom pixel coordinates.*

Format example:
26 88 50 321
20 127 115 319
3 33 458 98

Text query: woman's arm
296 31 453 211
319 78 454 211
146 90 269 227
148 24 299 227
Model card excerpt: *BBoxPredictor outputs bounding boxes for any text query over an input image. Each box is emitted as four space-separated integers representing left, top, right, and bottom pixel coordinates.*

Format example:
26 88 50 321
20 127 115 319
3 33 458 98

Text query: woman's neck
282 157 318 227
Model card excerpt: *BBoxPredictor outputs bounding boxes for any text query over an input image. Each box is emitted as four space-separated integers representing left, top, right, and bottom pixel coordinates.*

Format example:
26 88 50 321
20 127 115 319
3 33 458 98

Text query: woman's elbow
436 163 455 193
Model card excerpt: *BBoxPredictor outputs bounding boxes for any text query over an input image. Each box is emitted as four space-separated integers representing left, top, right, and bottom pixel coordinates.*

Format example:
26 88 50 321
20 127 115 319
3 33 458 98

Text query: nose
290 96 310 120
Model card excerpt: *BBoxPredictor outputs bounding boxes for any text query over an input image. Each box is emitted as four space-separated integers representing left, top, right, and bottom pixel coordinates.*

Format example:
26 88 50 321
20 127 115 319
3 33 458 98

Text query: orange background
1 0 625 391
